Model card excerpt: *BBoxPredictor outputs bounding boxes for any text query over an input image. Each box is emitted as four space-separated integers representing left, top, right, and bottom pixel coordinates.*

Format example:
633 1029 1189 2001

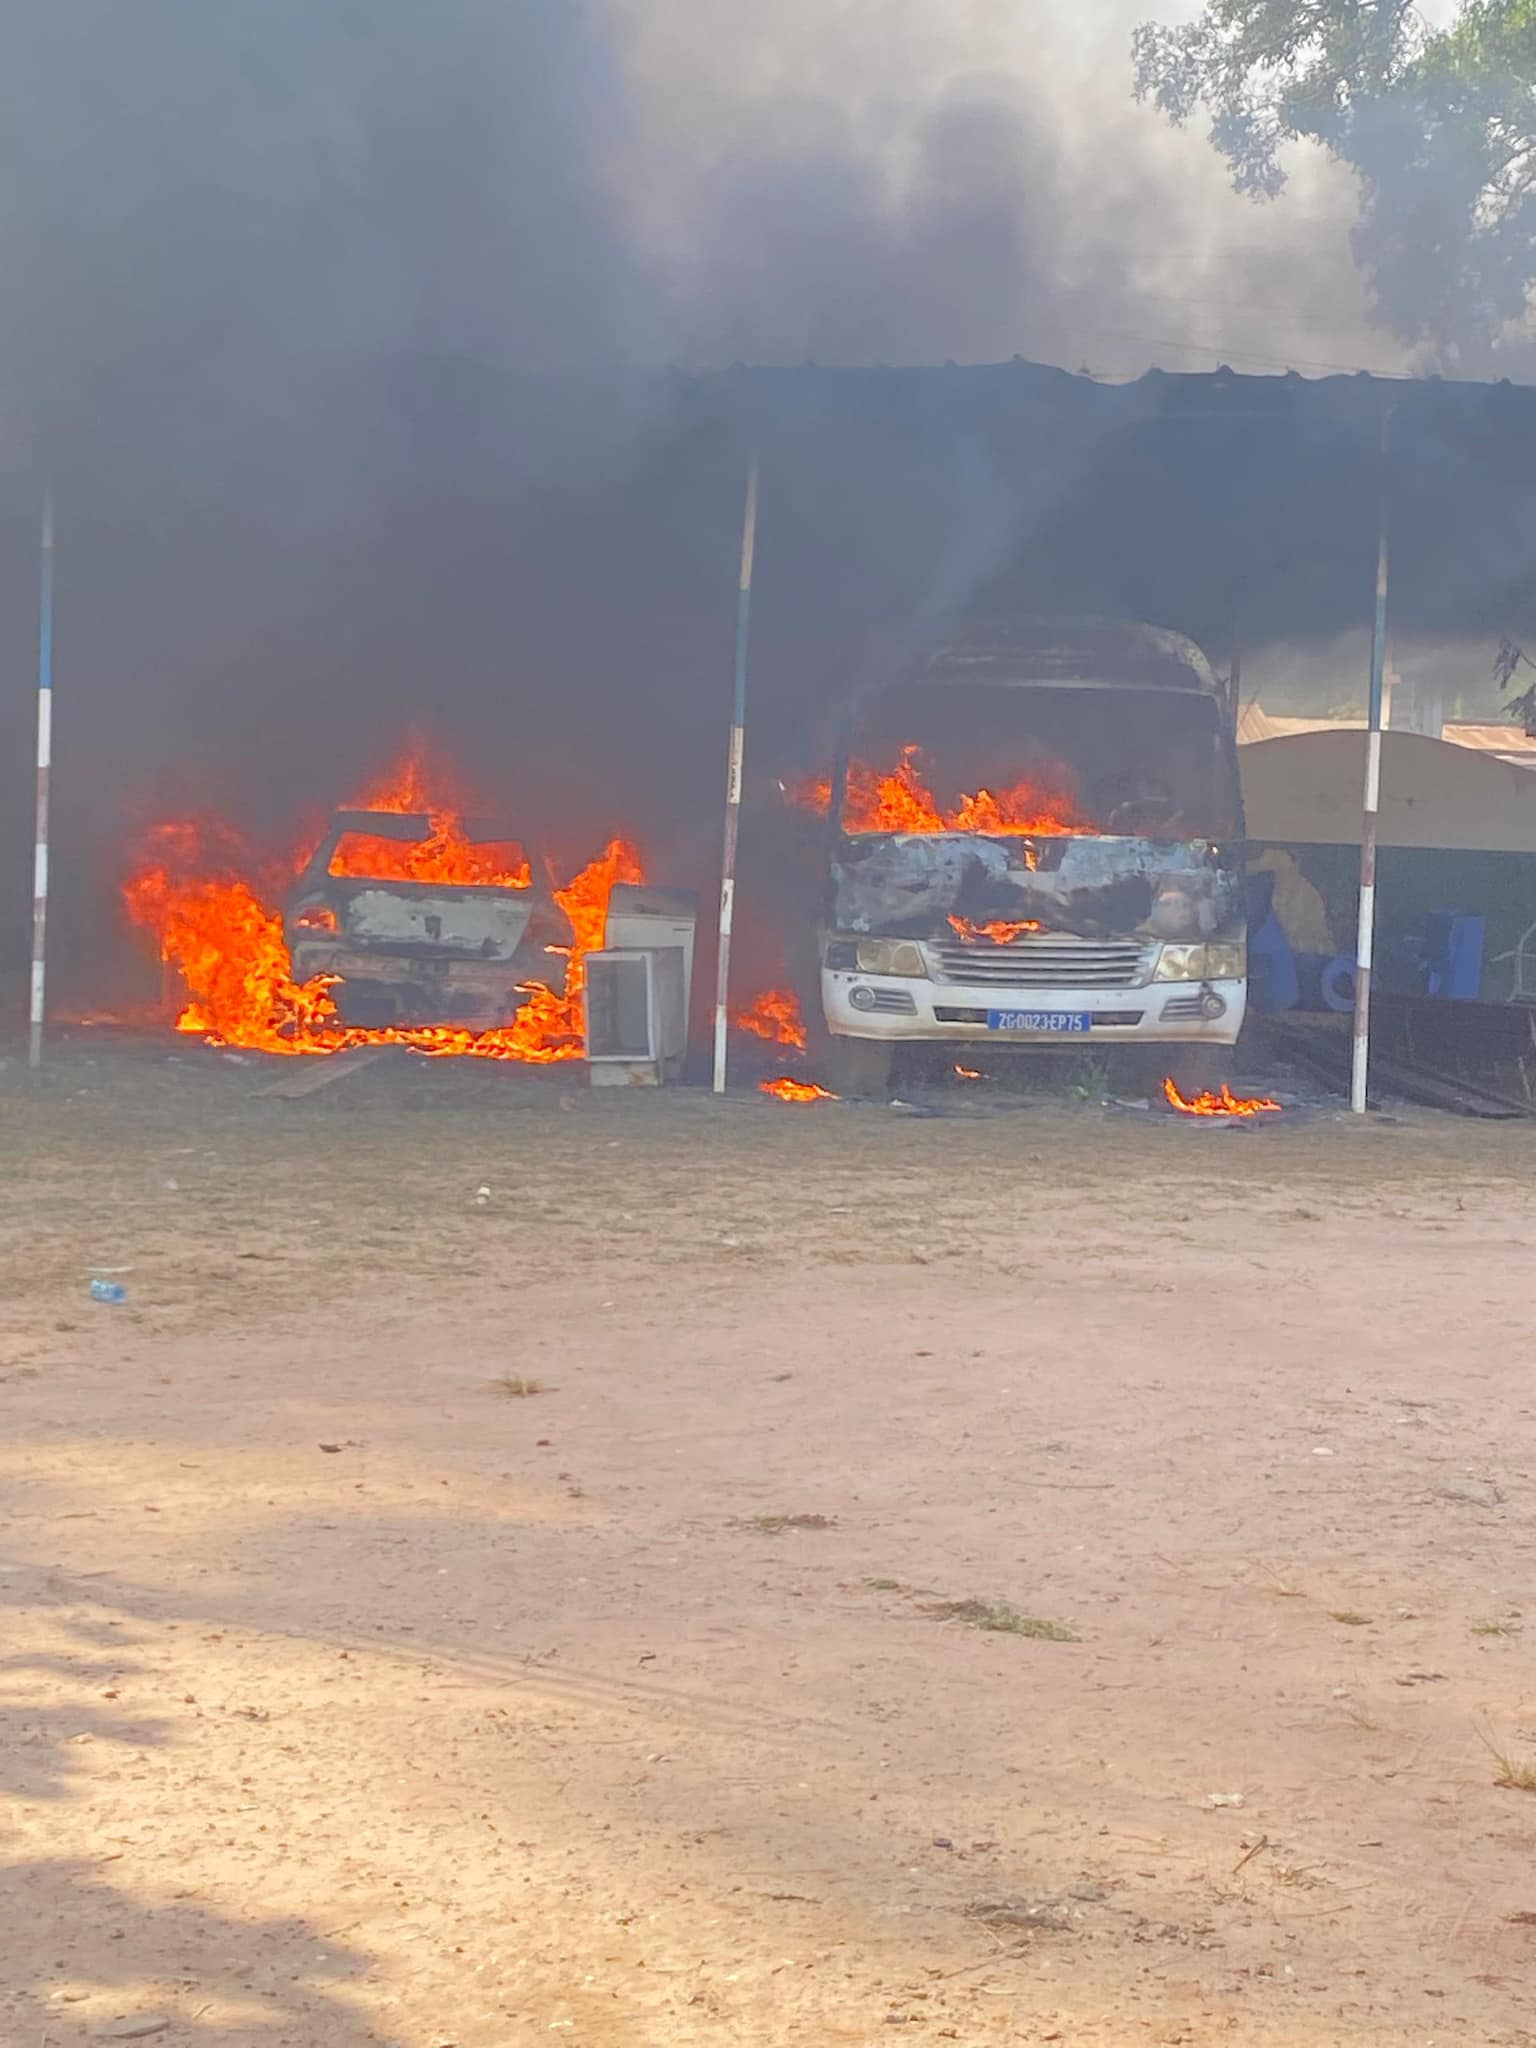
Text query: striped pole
28 490 54 1071
1350 415 1392 1114
712 455 760 1094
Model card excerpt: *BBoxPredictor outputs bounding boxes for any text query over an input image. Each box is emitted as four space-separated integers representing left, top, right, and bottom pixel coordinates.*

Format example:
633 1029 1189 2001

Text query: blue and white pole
712 456 759 1094
29 490 54 1070
1350 414 1392 1114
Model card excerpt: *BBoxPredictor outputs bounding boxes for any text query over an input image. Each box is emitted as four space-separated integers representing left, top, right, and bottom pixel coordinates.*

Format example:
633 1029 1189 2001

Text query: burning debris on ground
759 1076 839 1105
1162 1077 1283 1120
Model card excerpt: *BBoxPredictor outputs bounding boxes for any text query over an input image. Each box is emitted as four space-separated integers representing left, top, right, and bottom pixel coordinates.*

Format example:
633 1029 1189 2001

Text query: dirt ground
3 1040 1536 2047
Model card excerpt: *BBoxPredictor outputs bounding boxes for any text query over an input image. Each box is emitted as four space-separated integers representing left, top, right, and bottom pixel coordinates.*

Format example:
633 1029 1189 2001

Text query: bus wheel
828 1037 894 1100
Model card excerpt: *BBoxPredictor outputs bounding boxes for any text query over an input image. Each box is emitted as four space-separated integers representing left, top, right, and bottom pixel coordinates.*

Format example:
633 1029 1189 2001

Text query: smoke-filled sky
0 0 1418 458
0 0 1504 1004
617 0 1414 379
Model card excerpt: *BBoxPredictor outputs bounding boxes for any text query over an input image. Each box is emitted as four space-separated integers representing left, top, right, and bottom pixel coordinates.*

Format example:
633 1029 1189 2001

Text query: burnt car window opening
326 828 532 888
841 683 1240 842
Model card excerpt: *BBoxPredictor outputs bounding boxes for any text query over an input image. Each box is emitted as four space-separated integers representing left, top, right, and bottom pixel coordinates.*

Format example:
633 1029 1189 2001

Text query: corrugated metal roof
683 359 1536 649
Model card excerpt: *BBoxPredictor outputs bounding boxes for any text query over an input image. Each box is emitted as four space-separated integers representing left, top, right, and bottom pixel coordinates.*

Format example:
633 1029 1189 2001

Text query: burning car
285 807 571 1030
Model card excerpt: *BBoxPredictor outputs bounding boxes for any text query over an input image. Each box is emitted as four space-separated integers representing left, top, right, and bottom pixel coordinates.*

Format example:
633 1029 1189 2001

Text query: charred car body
286 809 569 1029
819 621 1246 1093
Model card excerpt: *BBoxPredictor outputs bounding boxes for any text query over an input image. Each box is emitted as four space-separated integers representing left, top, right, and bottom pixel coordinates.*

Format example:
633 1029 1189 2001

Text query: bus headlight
1153 941 1246 983
827 937 928 978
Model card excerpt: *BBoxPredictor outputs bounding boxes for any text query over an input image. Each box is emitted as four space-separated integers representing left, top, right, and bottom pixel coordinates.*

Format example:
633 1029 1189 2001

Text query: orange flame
735 986 808 1051
123 824 341 1054
122 753 642 1062
790 746 1091 838
325 747 533 888
1163 1077 1281 1119
947 915 1045 945
759 1076 838 1104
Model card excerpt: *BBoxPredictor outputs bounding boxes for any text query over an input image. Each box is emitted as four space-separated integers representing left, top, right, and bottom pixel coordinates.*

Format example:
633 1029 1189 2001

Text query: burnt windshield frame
829 679 1243 844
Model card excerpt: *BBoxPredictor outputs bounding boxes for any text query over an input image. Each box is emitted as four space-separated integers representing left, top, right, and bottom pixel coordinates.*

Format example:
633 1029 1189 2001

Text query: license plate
987 1009 1092 1034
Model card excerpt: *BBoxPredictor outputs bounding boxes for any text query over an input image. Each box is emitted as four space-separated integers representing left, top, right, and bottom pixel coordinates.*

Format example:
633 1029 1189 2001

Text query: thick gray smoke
617 0 1401 377
0 1 654 492
0 0 1398 446
0 1 1425 1004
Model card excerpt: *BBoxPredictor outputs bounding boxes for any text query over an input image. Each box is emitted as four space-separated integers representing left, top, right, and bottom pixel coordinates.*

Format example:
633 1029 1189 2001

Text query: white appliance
584 946 688 1085
605 885 697 1016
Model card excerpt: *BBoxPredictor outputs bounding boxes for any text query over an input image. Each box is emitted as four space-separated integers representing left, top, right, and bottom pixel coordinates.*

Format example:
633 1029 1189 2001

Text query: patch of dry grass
1480 1728 1536 1792
922 1598 1078 1642
743 1512 836 1534
492 1374 551 1398
1257 1562 1306 1599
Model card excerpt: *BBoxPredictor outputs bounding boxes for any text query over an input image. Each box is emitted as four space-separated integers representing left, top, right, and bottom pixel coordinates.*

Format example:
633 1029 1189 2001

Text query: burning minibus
806 620 1246 1095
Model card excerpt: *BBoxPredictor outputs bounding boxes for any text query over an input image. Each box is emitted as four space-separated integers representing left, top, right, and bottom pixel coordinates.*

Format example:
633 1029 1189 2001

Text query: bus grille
928 937 1151 989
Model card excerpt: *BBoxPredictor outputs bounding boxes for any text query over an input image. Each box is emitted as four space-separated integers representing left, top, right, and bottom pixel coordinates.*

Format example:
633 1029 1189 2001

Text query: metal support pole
712 456 759 1094
1350 415 1392 1114
28 491 54 1070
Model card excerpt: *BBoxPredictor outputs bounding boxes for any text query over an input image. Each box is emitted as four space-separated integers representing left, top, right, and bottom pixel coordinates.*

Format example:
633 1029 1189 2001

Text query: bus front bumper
822 971 1246 1045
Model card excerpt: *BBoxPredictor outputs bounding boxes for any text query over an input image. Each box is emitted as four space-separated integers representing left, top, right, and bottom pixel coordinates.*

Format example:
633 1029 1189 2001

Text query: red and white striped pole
28 490 54 1070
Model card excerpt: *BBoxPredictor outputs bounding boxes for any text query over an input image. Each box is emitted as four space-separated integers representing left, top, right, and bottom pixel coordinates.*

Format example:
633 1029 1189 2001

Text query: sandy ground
3 1041 1536 2047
